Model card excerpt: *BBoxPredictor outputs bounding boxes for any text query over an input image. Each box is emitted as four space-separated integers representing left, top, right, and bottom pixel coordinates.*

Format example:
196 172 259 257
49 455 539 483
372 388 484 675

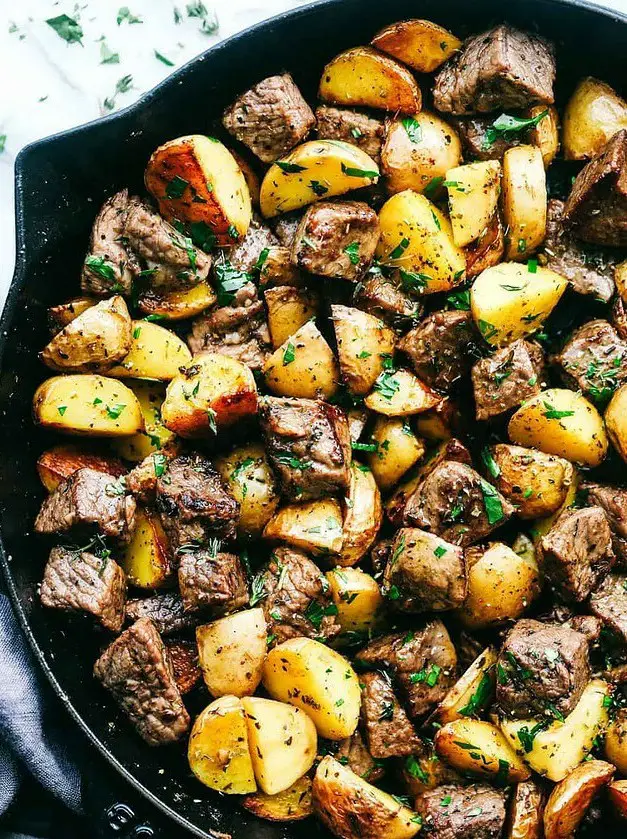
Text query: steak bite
496 618 590 719
259 396 351 502
315 105 384 162
418 783 507 839
541 506 615 602
354 274 423 327
40 546 126 632
359 671 422 758
433 24 555 115
334 730 384 783
590 572 627 644
34 468 136 544
126 592 200 636
93 617 190 746
81 190 140 297
177 549 248 614
471 339 544 421
222 73 315 163
229 215 279 273
563 129 627 246
454 115 521 161
291 201 380 281
584 483 627 564
553 320 627 404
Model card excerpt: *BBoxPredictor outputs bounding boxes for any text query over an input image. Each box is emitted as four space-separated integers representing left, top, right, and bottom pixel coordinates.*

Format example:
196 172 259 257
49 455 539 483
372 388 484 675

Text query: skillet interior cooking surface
2 0 627 836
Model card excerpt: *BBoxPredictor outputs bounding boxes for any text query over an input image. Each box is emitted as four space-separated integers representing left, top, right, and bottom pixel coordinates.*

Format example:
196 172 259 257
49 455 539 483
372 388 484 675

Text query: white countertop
1 0 626 304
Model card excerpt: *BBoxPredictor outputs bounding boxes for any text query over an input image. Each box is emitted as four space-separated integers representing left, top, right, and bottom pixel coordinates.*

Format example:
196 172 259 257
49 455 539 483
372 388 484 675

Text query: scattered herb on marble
46 14 83 45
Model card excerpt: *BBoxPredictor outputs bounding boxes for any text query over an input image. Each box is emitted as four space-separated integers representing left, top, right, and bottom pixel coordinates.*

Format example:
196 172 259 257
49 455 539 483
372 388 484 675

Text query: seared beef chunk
613 295 627 340
126 592 199 636
355 274 422 327
34 468 136 543
371 538 393 578
402 461 514 547
334 730 384 782
541 199 616 302
433 24 555 115
255 547 341 644
271 212 302 249
355 620 457 718
541 506 615 602
40 547 126 632
258 248 302 287
566 614 603 643
472 339 544 420
590 572 627 644
81 190 140 296
93 617 190 745
418 783 507 839
383 528 466 612
178 549 248 614
259 397 351 501
164 639 201 695
229 216 279 273
585 483 627 564
360 671 421 758
126 452 171 503
496 618 590 719
554 319 627 404
563 129 627 246
315 106 384 162
223 73 315 163
292 201 380 281
454 115 520 161
398 310 480 393
156 454 239 551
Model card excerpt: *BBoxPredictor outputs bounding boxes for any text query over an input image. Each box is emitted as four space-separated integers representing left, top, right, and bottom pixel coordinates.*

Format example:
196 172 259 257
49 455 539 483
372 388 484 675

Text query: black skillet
2 0 627 835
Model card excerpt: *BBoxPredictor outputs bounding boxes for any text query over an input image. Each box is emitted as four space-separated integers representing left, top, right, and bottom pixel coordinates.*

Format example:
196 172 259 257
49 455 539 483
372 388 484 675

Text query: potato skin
215 443 280 538
332 305 396 397
506 780 545 839
120 507 172 589
241 775 313 822
528 105 560 168
488 444 574 519
196 609 267 698
605 384 627 464
36 444 126 492
604 708 627 774
435 718 530 782
563 77 627 161
138 282 216 321
543 760 614 839
48 296 96 334
608 780 627 820
337 462 382 567
372 18 462 73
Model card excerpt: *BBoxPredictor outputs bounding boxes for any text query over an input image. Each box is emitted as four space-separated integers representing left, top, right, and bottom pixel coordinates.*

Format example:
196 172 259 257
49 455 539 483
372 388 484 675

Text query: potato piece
196 609 267 698
145 134 252 245
241 696 317 795
263 638 360 740
367 416 425 491
262 321 339 400
364 368 440 417
563 77 627 161
326 567 383 636
260 140 379 218
241 774 313 822
332 305 396 397
500 679 610 782
265 286 319 349
376 190 466 294
502 145 547 260
313 756 421 839
531 466 580 543
470 262 567 347
506 780 545 839
37 444 126 492
166 639 201 695
33 375 143 437
111 380 178 462
162 352 258 437
188 695 257 794
464 212 506 279
318 47 421 114
372 19 462 73
609 780 627 820
414 398 460 442
445 160 501 247
543 760 614 839
508 388 608 468
488 444 574 519
215 443 280 538
138 282 216 321
48 296 96 334
108 320 191 381
456 542 540 630
380 112 462 195
528 105 560 168
232 150 260 209
263 497 343 557
605 384 627 464
435 718 530 782
337 462 382 567
604 709 627 773
120 507 172 589
434 647 497 725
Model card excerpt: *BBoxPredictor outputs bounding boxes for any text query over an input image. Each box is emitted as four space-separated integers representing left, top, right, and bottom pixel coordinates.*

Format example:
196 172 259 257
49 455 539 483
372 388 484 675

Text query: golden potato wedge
608 780 627 820
434 647 497 725
188 695 257 794
365 368 440 417
528 105 560 168
543 760 614 839
138 282 216 322
265 286 319 349
445 160 501 248
372 18 462 72
502 145 547 260
241 696 317 795
326 567 383 636
111 380 178 462
506 780 545 839
470 262 568 347
48 296 96 334
367 416 426 491
414 398 461 442
313 756 421 839
318 46 421 114
563 77 627 160
145 134 252 245
605 384 627 464
262 320 339 400
215 443 280 538
196 608 267 698
604 708 627 774
33 375 143 437
36 444 126 492
241 774 313 822
108 320 192 381
435 718 530 782
263 638 360 740
120 507 172 589
508 388 608 468
376 190 466 294
337 461 382 567
332 305 396 397
263 497 343 557
162 352 258 437
166 639 201 695
260 140 379 218
530 467 580 543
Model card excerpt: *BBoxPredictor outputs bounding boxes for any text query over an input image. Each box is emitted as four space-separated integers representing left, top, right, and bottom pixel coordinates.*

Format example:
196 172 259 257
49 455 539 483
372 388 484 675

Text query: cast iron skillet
2 0 627 835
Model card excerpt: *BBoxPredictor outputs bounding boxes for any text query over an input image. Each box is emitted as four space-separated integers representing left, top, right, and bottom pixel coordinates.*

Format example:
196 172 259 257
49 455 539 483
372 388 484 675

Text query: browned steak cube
34 468 136 544
178 549 248 614
418 783 507 839
453 115 522 161
471 339 544 420
334 730 384 783
360 671 422 758
81 190 140 296
355 620 457 718
94 617 190 745
315 106 384 162
584 483 627 564
566 614 603 643
614 295 627 340
563 129 627 246
541 506 615 602
259 396 351 502
355 274 423 327
590 572 627 644
403 461 514 547
229 216 278 273
496 619 590 719
223 73 315 163
398 310 480 393
433 24 555 115
383 528 466 613
40 547 126 632
126 592 200 636
126 452 173 503
554 320 627 405
292 201 380 281
254 546 341 644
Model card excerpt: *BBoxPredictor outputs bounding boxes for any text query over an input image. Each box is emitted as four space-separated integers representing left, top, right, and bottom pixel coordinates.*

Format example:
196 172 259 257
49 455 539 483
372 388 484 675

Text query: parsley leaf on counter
46 14 83 44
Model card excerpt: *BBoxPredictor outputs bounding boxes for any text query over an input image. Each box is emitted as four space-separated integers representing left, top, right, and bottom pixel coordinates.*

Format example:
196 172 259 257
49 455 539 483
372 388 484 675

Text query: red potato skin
167 389 259 438
165 639 202 695
37 445 127 492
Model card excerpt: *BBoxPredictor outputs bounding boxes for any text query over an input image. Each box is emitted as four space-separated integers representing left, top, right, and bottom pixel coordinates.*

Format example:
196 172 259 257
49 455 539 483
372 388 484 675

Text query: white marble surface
1 0 626 303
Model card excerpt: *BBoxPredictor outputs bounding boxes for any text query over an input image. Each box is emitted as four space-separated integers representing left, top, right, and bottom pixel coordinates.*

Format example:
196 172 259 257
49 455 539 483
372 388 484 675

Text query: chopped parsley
458 671 493 717
423 176 445 198
276 160 307 174
410 664 442 687
310 180 328 196
480 480 504 525
57 405 67 416
478 319 498 341
46 14 83 44
405 755 428 782
351 441 378 453
434 545 447 559
517 719 550 752
481 447 500 479
447 290 471 311
386 585 401 600
401 117 422 144
275 456 312 471
186 1 218 34
165 175 189 199
214 260 252 306
340 163 378 179
117 7 143 24
250 574 267 607
152 453 168 477
543 401 575 420
106 403 126 420
231 457 255 483
483 110 549 149
373 370 400 401
387 237 410 261
305 600 338 629
99 39 120 64
527 258 538 274
399 268 430 293
154 50 175 67
282 342 296 366
85 255 115 282
344 242 360 265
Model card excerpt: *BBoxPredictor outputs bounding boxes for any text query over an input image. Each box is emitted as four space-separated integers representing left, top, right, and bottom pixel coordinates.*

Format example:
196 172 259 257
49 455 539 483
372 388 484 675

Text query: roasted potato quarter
367 416 426 491
332 305 396 397
338 462 382 566
262 320 339 400
435 718 530 781
120 507 172 589
372 18 462 72
48 296 96 334
111 380 178 462
265 286 319 349
241 775 313 822
563 77 627 160
196 609 267 697
488 444 574 519
435 647 497 724
464 212 506 278
231 149 261 208
326 567 383 635
603 709 627 774
263 497 344 557
108 320 192 381
609 780 627 820
528 105 560 168
531 467 580 542
36 444 126 492
365 368 440 417
605 384 627 464
506 780 545 839
446 160 501 248
138 282 216 321
215 443 280 538
543 760 614 839
502 145 547 260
